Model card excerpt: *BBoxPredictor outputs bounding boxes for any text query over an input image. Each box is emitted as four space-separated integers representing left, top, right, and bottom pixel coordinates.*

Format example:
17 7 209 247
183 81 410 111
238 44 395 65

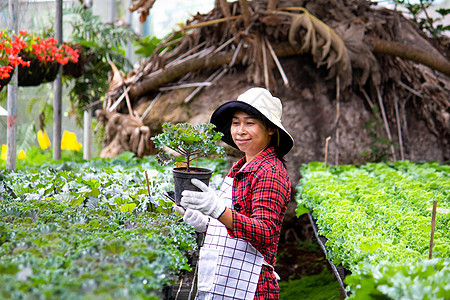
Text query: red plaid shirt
226 146 291 299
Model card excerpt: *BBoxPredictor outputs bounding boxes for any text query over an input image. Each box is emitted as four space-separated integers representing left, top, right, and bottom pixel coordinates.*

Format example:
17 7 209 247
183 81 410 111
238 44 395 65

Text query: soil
275 202 333 281
275 202 346 300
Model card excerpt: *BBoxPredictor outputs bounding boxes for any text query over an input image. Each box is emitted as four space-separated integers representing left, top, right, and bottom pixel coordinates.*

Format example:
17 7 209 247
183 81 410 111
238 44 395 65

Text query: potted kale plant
152 122 225 204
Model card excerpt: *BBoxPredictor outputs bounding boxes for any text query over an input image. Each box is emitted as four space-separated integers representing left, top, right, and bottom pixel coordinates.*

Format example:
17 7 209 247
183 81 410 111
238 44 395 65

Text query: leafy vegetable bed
296 161 449 299
0 152 226 299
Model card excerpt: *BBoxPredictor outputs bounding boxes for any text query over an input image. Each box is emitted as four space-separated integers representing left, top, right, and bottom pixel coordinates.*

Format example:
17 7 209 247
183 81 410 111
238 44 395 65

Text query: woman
178 87 294 299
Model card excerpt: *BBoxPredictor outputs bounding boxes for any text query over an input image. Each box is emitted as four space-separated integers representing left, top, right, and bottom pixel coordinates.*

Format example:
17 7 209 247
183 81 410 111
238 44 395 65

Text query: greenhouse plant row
1 150 448 299
296 161 449 299
0 151 226 299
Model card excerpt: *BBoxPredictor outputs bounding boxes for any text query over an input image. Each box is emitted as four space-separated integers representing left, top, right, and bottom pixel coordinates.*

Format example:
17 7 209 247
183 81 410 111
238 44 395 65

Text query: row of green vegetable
2 148 449 299
0 151 227 299
296 161 449 299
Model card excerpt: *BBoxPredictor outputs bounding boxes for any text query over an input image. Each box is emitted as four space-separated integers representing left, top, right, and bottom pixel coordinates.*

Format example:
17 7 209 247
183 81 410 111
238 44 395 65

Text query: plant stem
144 170 154 212
186 156 191 172
176 147 188 156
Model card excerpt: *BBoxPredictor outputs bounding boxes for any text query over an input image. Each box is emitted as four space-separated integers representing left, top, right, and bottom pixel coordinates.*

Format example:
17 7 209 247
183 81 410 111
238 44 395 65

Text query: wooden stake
324 136 331 171
213 37 236 54
360 88 375 111
166 41 206 68
83 99 102 110
107 59 138 119
124 86 136 118
262 39 270 90
397 80 423 98
428 200 437 259
144 171 154 212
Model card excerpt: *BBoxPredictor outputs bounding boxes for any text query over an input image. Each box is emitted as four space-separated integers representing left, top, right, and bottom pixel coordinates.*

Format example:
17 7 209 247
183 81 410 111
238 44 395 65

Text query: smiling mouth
235 139 250 144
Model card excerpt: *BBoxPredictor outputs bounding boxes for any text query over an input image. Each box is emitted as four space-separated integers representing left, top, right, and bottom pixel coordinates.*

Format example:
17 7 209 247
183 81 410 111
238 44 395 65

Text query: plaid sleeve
228 166 290 249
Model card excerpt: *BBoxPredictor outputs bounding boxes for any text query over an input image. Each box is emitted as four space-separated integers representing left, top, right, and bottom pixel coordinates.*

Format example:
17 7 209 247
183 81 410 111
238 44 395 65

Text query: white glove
173 205 209 232
173 205 186 216
181 178 226 219
184 208 209 232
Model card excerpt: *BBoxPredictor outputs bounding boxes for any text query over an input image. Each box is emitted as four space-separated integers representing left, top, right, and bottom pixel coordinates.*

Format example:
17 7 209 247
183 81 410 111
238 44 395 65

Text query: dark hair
269 129 287 166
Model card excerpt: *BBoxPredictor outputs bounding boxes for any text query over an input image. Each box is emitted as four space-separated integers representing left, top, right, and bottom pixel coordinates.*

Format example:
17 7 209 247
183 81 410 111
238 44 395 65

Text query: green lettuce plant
295 161 450 299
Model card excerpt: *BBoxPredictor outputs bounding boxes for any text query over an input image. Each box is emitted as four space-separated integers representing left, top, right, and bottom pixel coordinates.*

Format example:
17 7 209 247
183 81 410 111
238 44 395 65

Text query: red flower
1 29 80 79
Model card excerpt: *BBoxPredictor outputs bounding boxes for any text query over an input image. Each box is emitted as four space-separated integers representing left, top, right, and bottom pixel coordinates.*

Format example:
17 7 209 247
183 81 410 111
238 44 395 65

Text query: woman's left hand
181 179 226 219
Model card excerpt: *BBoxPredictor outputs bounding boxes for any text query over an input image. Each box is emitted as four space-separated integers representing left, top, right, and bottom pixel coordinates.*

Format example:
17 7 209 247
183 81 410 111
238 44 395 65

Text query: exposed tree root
128 42 302 100
371 38 450 77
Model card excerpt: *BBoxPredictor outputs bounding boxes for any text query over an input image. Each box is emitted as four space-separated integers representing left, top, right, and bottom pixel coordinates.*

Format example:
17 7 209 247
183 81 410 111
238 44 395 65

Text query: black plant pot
18 56 59 86
63 44 85 78
173 167 213 205
62 60 84 78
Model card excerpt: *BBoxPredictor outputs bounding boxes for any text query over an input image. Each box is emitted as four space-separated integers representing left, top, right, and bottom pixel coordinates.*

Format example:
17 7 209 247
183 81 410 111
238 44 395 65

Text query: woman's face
230 111 275 162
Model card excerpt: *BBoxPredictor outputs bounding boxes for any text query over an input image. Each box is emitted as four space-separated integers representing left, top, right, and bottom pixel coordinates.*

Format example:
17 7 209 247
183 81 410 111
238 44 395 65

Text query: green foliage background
0 150 227 298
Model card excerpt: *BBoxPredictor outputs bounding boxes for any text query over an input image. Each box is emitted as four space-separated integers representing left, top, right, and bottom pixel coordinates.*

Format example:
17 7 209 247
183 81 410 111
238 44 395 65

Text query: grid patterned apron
195 176 264 300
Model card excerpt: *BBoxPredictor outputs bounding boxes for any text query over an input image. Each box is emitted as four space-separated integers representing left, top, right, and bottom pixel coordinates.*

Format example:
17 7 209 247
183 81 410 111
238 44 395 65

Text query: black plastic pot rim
173 167 212 174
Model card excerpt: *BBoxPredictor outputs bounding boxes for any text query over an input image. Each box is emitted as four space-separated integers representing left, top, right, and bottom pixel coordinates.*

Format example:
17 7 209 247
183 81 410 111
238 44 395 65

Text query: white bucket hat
210 87 294 157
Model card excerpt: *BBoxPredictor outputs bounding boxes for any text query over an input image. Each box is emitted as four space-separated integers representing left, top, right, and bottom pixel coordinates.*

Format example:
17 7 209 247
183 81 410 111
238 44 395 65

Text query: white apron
195 176 264 300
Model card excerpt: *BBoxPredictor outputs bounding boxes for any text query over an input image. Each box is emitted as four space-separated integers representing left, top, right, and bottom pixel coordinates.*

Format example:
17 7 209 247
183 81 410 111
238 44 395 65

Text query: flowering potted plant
0 29 79 89
152 122 225 204
0 30 29 88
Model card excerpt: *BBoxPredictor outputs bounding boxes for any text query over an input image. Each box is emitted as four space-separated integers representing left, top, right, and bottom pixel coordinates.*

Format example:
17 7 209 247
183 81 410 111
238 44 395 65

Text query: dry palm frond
273 7 351 88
